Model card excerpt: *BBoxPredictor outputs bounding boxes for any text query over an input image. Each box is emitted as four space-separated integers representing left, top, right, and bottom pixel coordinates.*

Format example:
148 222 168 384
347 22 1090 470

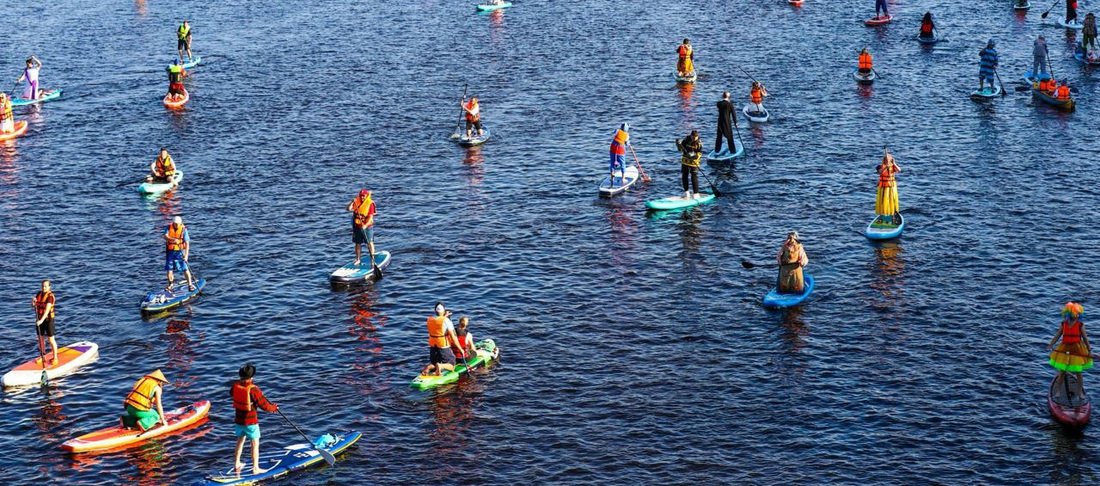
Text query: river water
2 0 1099 484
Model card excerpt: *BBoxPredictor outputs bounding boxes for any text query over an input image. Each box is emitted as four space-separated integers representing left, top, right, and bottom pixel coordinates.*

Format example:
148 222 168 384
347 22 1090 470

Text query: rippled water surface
3 0 1100 484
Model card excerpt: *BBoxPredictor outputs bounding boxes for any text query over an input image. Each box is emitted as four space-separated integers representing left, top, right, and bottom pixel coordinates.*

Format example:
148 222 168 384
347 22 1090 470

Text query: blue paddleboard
763 275 815 309
140 278 206 314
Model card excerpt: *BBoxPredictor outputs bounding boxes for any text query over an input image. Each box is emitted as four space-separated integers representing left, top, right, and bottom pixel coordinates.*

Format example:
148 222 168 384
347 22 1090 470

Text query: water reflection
868 241 906 311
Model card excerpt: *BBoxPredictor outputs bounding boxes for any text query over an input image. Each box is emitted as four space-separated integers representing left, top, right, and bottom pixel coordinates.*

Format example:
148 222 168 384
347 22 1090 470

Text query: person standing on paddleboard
1066 0 1079 25
345 189 378 270
978 40 998 92
876 146 901 226
149 147 177 183
231 363 279 476
1032 36 1050 81
121 369 170 431
177 20 193 62
0 93 13 134
1083 14 1097 58
164 216 196 292
715 91 737 154
777 232 808 294
421 302 461 377
32 280 59 366
15 56 43 100
676 130 703 198
609 123 631 187
461 96 484 139
874 0 888 19
1048 303 1093 397
676 38 694 77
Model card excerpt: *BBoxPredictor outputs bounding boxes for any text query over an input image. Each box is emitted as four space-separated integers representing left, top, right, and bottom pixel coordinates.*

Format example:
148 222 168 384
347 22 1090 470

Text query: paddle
733 121 746 155
1041 0 1060 18
698 169 722 197
33 316 49 386
627 144 651 183
449 83 469 140
741 258 778 269
277 408 336 466
871 67 883 80
994 69 1007 98
369 248 383 281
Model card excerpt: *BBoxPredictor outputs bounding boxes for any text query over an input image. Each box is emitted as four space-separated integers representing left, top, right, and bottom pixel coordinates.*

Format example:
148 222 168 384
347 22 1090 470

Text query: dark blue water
2 0 1100 484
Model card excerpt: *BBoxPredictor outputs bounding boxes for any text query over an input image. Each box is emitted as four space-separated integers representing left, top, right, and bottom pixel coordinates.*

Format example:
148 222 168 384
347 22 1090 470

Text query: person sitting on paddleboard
748 81 767 114
121 369 170 431
462 96 484 139
178 20 193 62
32 279 59 366
676 130 703 199
149 147 177 183
777 231 808 294
0 93 13 134
1048 302 1093 397
874 0 888 18
876 146 901 226
345 189 378 270
164 216 196 292
858 48 873 74
978 39 998 92
15 56 43 101
676 38 694 77
167 62 187 101
715 91 737 154
609 123 631 187
1032 36 1050 81
231 363 279 476
919 12 935 39
452 316 479 366
1038 76 1056 93
1054 79 1072 101
421 302 461 377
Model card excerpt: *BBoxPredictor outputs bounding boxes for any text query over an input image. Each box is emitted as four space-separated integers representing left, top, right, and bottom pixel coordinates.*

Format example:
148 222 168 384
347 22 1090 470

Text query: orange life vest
464 99 480 122
1055 85 1071 100
920 21 934 35
878 160 897 187
427 315 450 348
1063 320 1083 344
232 381 255 412
352 197 375 228
1039 79 1055 92
0 98 11 121
610 129 629 155
157 154 175 176
750 87 764 104
33 291 55 319
123 377 160 410
166 223 186 251
858 52 873 70
677 44 692 59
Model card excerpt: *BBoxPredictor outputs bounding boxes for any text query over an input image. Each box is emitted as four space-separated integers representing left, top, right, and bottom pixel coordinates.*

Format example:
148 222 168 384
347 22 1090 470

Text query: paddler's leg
250 437 266 475
681 164 690 198
186 36 193 61
690 167 700 197
1075 372 1085 396
714 125 724 153
44 320 58 364
234 435 247 475
366 227 378 271
475 120 484 137
465 119 473 138
166 253 176 291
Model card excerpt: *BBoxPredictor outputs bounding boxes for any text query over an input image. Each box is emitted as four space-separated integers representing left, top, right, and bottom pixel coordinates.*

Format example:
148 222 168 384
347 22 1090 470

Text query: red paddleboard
2 341 98 387
0 120 29 141
163 90 190 109
788 0 804 5
864 14 893 26
62 400 211 453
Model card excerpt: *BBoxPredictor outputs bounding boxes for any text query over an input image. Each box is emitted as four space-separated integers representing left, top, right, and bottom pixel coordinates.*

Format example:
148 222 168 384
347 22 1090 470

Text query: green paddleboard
410 339 499 390
645 193 716 210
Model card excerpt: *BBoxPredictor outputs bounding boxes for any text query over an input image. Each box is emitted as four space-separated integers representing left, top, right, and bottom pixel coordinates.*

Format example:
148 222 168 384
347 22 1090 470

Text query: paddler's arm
39 302 53 325
155 386 169 427
253 387 279 413
1048 328 1063 350
182 230 191 261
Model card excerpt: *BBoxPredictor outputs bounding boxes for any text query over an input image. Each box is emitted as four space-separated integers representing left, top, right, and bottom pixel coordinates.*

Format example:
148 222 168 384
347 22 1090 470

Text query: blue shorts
609 153 625 173
165 251 188 272
234 423 261 440
353 226 373 245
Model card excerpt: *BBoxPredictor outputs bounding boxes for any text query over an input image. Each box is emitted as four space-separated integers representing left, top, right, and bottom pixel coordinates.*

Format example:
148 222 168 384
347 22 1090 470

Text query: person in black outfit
676 130 703 197
715 91 737 155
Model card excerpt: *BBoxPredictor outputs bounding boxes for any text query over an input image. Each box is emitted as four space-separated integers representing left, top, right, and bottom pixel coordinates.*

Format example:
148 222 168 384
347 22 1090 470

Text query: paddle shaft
453 83 468 136
994 69 1006 98
628 144 651 182
742 259 779 269
1042 0 1059 18
737 66 759 84
277 408 336 465
696 167 721 196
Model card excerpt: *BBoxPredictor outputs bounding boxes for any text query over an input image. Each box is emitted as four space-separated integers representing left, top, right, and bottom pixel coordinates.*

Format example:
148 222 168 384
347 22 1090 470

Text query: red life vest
1055 85 1071 100
677 45 692 59
610 129 628 155
1063 320 1083 344
452 329 474 359
464 99 480 122
33 290 55 319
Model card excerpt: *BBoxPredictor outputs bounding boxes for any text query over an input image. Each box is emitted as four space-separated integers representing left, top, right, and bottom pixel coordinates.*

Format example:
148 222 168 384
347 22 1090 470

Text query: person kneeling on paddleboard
167 62 187 101
858 48 873 74
452 316 479 366
1048 303 1093 397
121 370 170 431
978 40 998 92
676 131 703 198
748 82 767 114
462 96 484 139
776 232 808 294
345 189 378 269
0 93 13 134
609 123 631 187
32 279 59 366
1055 80 1072 101
676 38 694 77
919 13 935 40
164 216 197 292
149 147 176 183
232 363 279 476
422 302 461 377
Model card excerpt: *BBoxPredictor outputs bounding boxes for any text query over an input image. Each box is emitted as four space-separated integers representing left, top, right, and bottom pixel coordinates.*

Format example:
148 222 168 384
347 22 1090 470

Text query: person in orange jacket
1054 80 1072 100
748 81 768 114
231 363 279 476
676 38 694 76
461 96 484 139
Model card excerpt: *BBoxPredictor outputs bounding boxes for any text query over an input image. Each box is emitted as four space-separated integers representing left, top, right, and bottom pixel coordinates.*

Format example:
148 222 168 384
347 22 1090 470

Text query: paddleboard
645 192 716 211
916 34 939 45
1014 1 1031 10
763 275 815 309
969 84 1002 101
674 71 697 83
166 55 202 71
1074 43 1100 65
411 339 500 390
456 128 491 147
62 400 211 453
788 0 804 6
137 171 184 195
0 120 29 141
194 431 362 485
598 166 640 196
707 139 744 161
2 341 99 387
164 90 190 109
330 251 392 284
140 278 206 315
1058 17 1084 30
1024 68 1052 84
1050 373 1092 428
865 214 905 240
742 105 769 123
476 1 512 11
10 89 63 107
864 14 893 26
1032 86 1076 112
853 69 876 84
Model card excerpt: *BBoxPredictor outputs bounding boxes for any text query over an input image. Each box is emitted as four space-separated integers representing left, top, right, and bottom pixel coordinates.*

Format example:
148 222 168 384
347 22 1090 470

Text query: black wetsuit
715 99 736 153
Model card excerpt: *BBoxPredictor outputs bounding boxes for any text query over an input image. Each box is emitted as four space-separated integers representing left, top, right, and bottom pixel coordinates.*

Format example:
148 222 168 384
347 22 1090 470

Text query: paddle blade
373 265 383 281
40 370 49 387
319 448 336 466
741 259 755 269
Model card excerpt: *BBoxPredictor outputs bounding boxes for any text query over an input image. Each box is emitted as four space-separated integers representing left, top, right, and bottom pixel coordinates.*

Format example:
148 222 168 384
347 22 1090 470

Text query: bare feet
234 462 245 476
253 466 268 475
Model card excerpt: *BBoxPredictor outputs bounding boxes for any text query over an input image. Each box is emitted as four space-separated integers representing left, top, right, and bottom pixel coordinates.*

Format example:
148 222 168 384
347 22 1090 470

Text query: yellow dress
875 158 900 217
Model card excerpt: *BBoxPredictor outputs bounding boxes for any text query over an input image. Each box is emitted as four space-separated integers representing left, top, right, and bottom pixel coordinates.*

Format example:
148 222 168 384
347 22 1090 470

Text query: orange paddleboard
62 400 211 453
2 341 98 387
0 120 29 141
163 90 190 109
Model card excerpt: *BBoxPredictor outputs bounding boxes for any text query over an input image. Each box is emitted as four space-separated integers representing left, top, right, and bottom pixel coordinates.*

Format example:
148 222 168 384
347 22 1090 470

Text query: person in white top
15 56 43 100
